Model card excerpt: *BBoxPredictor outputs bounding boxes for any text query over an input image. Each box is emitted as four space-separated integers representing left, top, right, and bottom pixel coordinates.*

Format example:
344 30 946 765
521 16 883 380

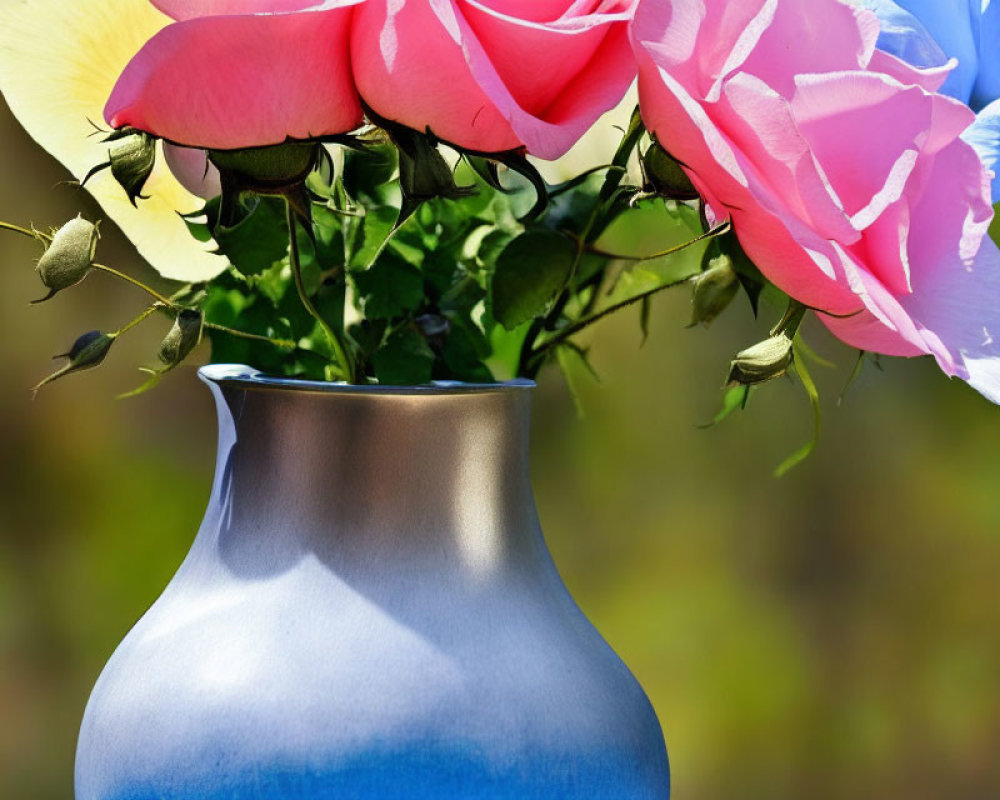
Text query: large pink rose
351 0 639 160
105 0 365 149
632 0 1000 402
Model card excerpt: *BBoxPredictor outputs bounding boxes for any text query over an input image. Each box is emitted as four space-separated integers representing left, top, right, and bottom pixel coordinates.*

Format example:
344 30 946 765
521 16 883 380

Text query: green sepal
642 140 699 201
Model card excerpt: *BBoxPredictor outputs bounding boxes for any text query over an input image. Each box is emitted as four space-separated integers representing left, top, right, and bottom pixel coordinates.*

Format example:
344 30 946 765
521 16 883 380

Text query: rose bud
33 330 116 393
642 141 699 201
107 128 157 206
209 142 319 194
33 216 98 303
689 253 739 328
726 334 794 387
159 309 203 367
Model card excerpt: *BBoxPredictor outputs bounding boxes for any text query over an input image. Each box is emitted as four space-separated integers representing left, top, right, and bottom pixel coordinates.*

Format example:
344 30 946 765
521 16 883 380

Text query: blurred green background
2 99 999 800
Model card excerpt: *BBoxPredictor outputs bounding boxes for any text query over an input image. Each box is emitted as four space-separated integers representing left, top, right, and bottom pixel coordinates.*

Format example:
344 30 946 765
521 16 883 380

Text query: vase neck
199 374 540 578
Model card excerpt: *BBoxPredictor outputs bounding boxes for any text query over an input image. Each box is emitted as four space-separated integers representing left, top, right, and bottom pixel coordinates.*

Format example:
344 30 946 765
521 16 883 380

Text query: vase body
75 365 670 799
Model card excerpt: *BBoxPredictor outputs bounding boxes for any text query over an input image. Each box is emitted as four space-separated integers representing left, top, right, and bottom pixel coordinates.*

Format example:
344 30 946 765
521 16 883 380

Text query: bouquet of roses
2 0 999 465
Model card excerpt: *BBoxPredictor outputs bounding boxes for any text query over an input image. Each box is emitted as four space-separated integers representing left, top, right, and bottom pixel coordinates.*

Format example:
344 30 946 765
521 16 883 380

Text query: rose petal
849 0 980 102
106 2 364 150
825 139 1000 400
0 0 227 282
151 0 324 20
352 0 636 159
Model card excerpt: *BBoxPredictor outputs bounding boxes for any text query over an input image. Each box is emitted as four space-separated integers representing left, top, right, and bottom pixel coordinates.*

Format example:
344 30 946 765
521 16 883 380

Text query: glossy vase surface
75 365 670 799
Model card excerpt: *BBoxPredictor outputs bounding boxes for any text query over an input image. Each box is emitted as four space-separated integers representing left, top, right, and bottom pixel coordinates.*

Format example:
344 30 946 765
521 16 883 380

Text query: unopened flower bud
108 129 157 206
33 216 98 303
33 330 116 393
727 334 794 387
159 309 203 367
209 142 319 190
642 142 699 201
689 254 739 327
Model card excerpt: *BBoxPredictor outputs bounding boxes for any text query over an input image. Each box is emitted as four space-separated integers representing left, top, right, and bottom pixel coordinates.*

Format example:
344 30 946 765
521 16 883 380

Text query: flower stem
285 200 354 382
5 216 299 352
92 263 177 307
584 221 731 262
113 304 161 337
203 322 296 350
0 220 50 242
527 274 694 371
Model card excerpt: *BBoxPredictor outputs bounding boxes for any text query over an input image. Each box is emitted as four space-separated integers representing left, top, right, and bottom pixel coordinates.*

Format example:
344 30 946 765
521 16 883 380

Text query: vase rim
198 364 535 395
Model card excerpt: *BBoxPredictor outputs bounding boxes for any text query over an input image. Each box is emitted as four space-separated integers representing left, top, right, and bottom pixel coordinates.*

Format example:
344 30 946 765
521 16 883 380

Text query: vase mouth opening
197 364 535 395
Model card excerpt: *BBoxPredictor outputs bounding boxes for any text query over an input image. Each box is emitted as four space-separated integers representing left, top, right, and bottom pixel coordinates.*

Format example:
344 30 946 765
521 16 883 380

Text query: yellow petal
0 0 228 282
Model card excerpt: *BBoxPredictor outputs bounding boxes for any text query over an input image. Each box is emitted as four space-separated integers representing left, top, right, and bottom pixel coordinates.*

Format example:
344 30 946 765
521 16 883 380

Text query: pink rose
632 0 1000 402
350 0 639 160
105 0 365 149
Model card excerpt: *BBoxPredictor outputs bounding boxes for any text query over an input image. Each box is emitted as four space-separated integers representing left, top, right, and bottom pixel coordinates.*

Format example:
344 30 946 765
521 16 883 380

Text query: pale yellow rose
0 0 227 282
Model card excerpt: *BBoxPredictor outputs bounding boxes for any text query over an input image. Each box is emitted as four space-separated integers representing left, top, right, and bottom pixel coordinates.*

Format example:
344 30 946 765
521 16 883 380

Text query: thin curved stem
528 274 693 371
285 200 354 382
113 305 160 337
584 221 731 262
92 263 177 308
203 322 296 350
0 220 50 241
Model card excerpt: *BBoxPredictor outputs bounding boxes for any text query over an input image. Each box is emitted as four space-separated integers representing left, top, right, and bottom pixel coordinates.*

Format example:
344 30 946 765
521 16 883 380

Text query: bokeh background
1 96 999 800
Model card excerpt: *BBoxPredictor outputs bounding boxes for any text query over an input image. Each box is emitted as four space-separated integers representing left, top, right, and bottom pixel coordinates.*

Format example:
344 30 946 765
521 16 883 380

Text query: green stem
528 274 694 371
92 263 177 308
113 304 160 337
585 221 731 263
0 220 50 241
285 200 354 383
204 322 296 350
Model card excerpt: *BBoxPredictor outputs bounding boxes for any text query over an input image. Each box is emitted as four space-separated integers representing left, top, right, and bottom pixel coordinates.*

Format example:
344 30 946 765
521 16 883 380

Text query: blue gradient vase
75 365 670 799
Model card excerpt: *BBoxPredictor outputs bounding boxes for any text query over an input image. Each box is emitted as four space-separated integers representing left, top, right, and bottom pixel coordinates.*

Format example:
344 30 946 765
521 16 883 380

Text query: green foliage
490 230 577 331
372 326 435 385
210 196 288 277
12 118 784 417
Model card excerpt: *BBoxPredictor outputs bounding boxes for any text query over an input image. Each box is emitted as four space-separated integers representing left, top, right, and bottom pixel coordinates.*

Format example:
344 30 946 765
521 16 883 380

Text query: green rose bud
33 216 98 303
689 254 739 328
33 330 116 393
393 128 476 222
108 129 157 206
727 334 794 387
159 310 203 367
209 142 319 190
642 141 699 201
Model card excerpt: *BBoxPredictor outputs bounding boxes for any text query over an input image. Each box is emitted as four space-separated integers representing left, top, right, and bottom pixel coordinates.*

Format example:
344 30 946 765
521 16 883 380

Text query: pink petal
105 3 363 149
352 0 636 159
151 0 327 21
162 143 222 200
867 49 956 94
824 139 1000 400
734 1 880 96
352 0 521 153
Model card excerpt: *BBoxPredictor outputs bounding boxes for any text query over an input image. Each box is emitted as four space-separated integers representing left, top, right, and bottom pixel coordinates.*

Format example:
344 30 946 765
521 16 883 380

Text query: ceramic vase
75 365 670 799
